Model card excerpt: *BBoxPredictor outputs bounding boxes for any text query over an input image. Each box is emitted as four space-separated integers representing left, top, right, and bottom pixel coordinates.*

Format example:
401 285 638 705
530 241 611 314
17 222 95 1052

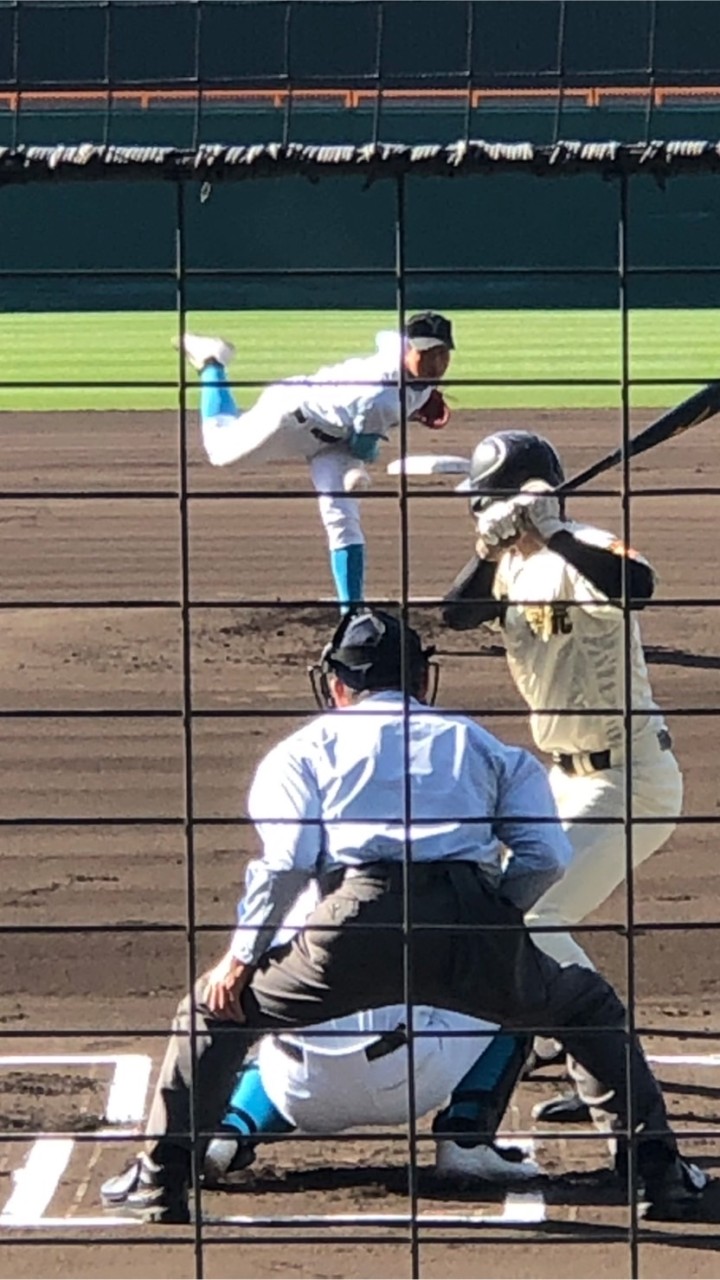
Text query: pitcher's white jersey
283 330 434 443
491 521 665 756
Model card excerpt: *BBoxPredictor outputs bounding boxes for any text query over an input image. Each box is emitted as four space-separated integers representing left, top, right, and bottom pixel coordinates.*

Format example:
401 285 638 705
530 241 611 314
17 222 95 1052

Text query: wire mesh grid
1 3 720 1278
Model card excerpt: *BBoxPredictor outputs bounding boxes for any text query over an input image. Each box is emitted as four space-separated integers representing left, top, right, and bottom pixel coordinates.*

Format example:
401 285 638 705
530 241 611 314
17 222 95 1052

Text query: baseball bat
443 380 720 619
557 380 720 495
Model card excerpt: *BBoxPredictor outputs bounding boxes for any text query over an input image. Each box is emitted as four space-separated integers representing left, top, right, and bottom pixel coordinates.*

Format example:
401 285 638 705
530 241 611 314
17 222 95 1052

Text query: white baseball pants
202 396 364 552
526 735 683 968
257 1010 496 1132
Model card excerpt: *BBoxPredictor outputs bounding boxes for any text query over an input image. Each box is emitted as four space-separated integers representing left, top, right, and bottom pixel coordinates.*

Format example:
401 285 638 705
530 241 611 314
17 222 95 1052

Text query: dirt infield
0 407 719 1278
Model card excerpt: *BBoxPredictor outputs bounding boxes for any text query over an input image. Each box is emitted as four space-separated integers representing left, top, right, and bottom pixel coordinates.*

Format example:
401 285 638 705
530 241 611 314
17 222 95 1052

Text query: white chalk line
2 1050 719 1231
649 1053 720 1067
0 1141 75 1224
105 1056 153 1126
0 1053 151 1228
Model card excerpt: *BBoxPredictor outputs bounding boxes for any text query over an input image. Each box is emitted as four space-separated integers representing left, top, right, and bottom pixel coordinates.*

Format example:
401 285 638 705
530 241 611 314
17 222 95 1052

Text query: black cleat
531 1090 591 1123
100 1154 190 1224
616 1140 710 1221
641 1157 709 1221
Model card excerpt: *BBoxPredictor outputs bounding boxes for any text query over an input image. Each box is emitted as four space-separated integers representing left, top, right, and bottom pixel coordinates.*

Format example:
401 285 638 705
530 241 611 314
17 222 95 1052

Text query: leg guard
433 1033 529 1145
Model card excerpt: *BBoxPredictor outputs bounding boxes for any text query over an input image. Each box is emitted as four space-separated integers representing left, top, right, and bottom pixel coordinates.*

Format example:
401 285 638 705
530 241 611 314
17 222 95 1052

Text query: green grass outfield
0 309 718 412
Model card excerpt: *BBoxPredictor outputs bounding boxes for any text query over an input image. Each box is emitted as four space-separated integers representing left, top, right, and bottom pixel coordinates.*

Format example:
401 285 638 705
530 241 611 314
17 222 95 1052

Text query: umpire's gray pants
145 862 675 1171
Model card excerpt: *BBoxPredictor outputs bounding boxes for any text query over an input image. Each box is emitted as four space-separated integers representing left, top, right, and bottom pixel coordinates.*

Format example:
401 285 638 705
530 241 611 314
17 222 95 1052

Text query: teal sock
329 544 365 612
200 361 239 420
222 1061 293 1137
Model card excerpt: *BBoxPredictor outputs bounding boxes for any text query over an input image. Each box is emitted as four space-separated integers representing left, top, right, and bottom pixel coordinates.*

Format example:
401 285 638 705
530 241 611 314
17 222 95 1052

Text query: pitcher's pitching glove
410 388 450 430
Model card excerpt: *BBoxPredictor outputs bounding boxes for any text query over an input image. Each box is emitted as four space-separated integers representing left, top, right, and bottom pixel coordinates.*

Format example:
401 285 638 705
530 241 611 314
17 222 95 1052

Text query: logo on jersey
522 602 573 640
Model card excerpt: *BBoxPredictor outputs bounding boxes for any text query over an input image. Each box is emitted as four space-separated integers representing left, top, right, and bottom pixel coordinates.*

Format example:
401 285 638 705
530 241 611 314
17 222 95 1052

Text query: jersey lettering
522 602 573 640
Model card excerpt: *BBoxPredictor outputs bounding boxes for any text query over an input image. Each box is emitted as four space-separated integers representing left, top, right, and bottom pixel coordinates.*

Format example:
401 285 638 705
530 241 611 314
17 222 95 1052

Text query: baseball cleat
100 1153 190 1224
435 1139 540 1184
343 464 372 493
532 1090 591 1123
172 332 236 371
641 1156 709 1221
203 1134 257 1188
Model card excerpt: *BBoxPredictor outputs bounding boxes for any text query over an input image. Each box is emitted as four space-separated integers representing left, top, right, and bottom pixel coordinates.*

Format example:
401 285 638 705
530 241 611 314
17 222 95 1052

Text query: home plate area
1 1045 719 1237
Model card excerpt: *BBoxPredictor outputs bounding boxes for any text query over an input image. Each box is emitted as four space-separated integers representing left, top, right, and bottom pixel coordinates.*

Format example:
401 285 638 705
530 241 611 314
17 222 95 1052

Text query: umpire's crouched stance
102 610 707 1222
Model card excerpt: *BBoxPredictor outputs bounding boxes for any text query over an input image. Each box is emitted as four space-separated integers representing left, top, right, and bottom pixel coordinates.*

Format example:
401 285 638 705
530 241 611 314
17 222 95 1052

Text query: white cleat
344 464 372 493
172 332 236 371
435 1139 540 1184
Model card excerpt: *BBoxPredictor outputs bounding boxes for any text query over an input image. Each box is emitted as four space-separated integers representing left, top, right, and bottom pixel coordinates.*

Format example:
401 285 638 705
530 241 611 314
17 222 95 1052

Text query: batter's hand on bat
513 480 564 542
203 949 253 1022
475 534 506 561
476 498 523 548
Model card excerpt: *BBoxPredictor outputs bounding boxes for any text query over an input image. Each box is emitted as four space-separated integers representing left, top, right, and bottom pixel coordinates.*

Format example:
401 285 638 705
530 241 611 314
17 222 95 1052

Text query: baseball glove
410 388 450 430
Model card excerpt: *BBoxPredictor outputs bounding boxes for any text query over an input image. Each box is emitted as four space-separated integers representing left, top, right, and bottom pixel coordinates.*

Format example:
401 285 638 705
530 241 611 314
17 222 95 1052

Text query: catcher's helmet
309 609 438 709
460 431 565 515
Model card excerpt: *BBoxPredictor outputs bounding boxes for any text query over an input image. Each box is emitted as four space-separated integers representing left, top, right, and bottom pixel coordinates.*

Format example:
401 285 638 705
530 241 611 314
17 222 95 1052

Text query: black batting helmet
309 609 438 709
459 431 565 515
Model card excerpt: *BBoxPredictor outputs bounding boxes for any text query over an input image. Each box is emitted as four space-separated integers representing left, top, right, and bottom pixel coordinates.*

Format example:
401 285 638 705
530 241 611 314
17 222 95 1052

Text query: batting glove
512 479 564 542
476 498 522 547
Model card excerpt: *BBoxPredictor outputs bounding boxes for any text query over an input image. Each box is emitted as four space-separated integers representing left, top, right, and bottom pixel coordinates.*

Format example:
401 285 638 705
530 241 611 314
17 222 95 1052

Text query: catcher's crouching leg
433 1034 539 1182
203 1059 294 1187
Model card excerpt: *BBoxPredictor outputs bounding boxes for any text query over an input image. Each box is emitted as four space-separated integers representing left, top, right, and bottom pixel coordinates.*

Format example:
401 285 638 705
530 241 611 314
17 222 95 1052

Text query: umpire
104 609 706 1222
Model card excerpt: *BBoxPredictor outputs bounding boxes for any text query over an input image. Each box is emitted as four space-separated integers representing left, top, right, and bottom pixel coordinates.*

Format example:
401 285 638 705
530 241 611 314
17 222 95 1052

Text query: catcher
177 312 453 611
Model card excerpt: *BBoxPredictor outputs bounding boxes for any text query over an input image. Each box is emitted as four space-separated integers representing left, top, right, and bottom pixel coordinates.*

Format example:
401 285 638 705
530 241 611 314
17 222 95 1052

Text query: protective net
1 4 719 1279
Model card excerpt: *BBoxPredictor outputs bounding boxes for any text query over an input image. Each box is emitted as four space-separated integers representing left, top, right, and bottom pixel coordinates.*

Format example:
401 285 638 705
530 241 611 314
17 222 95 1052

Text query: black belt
553 728 672 777
274 1025 407 1066
294 407 341 447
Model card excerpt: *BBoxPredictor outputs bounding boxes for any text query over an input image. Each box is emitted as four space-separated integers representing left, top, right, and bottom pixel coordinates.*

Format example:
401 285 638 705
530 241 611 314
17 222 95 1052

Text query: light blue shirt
231 693 571 964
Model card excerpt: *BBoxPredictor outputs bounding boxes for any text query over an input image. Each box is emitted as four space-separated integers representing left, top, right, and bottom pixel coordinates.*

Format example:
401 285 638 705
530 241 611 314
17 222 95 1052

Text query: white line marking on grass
0 1140 75 1223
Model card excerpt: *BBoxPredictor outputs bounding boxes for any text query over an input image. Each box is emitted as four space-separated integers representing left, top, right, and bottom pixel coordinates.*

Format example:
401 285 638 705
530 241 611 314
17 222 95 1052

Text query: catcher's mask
309 609 439 711
456 430 565 516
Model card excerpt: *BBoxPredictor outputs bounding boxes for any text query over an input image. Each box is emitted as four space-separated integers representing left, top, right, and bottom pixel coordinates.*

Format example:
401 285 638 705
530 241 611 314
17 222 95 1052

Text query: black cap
325 609 432 693
405 311 455 351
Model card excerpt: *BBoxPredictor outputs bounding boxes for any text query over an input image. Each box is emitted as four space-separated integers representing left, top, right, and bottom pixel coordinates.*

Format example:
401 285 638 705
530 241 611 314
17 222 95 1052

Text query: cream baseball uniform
489 520 682 968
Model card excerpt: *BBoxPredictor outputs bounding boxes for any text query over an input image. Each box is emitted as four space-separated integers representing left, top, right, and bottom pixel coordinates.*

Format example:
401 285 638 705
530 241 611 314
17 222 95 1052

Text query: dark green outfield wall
3 105 720 311
3 0 720 310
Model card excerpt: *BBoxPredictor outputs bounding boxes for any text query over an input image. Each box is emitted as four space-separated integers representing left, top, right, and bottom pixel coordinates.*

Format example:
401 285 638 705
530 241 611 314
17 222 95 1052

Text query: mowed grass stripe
0 310 717 411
